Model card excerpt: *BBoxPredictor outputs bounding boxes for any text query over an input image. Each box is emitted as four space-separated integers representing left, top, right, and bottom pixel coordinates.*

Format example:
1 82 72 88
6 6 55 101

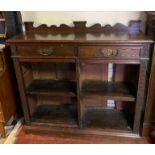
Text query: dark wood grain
76 58 83 128
133 60 148 134
0 46 17 137
16 44 76 58
24 125 139 138
142 12 155 136
7 31 153 44
79 46 142 59
24 21 141 34
11 46 31 124
0 122 5 137
83 108 132 131
16 126 152 143
26 79 77 97
31 104 77 127
81 80 135 102
7 21 153 44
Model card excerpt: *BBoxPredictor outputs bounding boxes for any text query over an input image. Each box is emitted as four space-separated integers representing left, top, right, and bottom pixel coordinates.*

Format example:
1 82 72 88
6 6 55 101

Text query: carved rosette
140 44 151 59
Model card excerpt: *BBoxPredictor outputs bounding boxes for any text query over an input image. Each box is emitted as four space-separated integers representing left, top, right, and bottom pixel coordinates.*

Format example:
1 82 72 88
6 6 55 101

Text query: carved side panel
133 59 148 134
140 44 151 59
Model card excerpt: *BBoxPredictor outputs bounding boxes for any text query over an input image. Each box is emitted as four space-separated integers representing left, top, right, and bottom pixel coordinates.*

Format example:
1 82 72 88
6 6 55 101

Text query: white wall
21 11 146 28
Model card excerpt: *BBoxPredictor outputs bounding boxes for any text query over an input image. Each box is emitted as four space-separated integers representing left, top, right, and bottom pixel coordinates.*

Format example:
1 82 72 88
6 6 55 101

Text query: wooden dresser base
24 125 140 138
8 21 153 138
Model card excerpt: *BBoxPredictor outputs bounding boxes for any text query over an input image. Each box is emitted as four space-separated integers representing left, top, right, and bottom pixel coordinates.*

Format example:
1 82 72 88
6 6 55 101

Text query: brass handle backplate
38 47 54 56
100 49 118 57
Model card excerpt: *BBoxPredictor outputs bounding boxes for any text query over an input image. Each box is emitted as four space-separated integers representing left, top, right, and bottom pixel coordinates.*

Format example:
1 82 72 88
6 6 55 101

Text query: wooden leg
133 60 147 134
0 122 6 138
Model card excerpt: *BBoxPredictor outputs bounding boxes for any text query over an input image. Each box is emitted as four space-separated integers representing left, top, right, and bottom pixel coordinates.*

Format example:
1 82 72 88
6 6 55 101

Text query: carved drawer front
16 45 76 57
79 46 142 59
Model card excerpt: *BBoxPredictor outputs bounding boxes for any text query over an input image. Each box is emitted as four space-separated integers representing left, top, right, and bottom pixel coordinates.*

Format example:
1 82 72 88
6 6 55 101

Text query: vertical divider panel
76 47 83 128
12 58 31 124
114 64 125 110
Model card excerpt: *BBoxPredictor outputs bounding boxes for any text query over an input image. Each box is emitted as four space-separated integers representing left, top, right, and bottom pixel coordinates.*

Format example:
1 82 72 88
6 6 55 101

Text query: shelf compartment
83 108 132 131
31 104 78 127
26 79 77 97
81 80 135 102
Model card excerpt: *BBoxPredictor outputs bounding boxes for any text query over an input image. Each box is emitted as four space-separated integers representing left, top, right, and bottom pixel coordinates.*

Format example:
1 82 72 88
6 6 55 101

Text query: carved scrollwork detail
140 45 150 59
38 47 54 56
24 21 141 34
100 49 118 57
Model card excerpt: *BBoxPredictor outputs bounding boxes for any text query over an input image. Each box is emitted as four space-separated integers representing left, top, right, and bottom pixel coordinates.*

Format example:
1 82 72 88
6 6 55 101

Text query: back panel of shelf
80 63 108 107
21 62 76 81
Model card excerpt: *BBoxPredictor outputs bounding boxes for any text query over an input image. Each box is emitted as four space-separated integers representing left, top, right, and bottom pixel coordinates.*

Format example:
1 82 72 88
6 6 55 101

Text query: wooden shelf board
83 108 133 131
31 104 78 127
26 79 77 97
81 80 135 102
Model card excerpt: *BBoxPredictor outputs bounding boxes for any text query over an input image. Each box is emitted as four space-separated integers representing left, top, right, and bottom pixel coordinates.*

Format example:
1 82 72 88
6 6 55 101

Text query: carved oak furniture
8 21 154 137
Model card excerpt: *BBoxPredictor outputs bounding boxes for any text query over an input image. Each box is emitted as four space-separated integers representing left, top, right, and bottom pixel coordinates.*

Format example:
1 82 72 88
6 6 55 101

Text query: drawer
16 45 76 57
79 46 142 59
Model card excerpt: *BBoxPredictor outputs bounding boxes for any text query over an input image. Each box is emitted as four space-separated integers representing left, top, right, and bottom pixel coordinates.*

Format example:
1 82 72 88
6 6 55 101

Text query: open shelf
81 80 135 102
31 104 78 127
83 108 133 131
26 79 77 97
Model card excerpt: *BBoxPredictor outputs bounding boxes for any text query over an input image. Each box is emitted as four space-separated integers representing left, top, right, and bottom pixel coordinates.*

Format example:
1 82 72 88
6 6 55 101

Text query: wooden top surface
7 31 153 44
7 21 154 44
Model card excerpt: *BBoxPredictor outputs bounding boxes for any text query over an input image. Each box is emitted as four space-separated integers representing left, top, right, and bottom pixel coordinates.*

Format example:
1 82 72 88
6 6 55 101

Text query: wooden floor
14 126 155 144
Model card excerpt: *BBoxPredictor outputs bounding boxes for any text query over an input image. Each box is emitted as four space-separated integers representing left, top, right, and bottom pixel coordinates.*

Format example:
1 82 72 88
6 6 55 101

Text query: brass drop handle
100 49 118 57
38 47 54 56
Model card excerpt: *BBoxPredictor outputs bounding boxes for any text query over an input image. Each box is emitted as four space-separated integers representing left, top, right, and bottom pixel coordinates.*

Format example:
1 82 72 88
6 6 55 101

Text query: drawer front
16 45 76 57
79 46 142 59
